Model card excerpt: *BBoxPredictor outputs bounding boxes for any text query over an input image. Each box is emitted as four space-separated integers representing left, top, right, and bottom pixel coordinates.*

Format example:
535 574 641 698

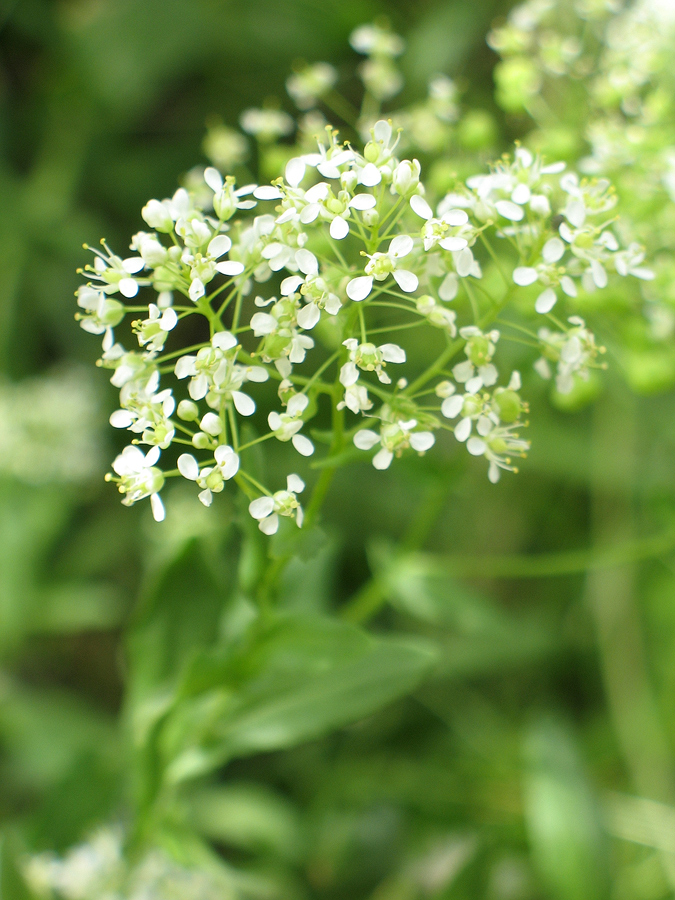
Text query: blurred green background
3 0 675 898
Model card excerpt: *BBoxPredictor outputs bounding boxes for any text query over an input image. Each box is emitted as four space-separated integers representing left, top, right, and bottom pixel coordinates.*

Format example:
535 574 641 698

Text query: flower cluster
76 23 654 527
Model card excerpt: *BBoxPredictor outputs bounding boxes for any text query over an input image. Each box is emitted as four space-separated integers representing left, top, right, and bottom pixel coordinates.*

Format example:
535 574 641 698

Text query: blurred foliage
2 0 675 899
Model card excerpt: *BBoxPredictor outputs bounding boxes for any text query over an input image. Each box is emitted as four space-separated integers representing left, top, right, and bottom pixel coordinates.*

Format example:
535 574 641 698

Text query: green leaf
188 782 302 861
163 615 438 783
523 717 610 900
0 834 34 900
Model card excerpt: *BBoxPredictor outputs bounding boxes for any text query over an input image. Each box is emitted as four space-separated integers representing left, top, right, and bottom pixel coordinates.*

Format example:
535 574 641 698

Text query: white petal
296 248 318 276
250 496 275 519
214 445 239 477
565 200 586 228
410 431 435 451
513 266 539 286
410 195 432 219
150 493 165 522
632 267 655 281
467 436 486 456
465 376 483 394
454 417 472 442
287 393 309 416
287 473 305 493
511 183 531 205
439 272 458 301
590 259 608 289
389 234 413 258
160 308 178 331
439 236 467 252
292 434 314 456
285 157 306 187
189 278 205 302
123 257 145 274
393 269 418 293
259 513 279 534
340 361 359 387
297 303 321 330
330 216 350 240
177 454 199 480
250 312 277 335
455 248 474 277
441 395 463 418
110 410 134 428
372 448 393 469
346 276 373 302
535 287 557 314
198 489 213 506
479 363 498 387
542 237 565 263
232 391 255 416
208 235 232 258
145 446 161 466
560 275 577 297
299 204 321 224
212 330 238 350
119 278 139 298
495 200 524 221
244 365 268 383
359 163 381 186
215 260 245 276
373 120 392 143
200 412 223 435
204 167 223 192
444 209 469 226
280 275 304 295
349 193 377 210
254 185 283 200
354 429 380 450
379 343 406 364
175 355 196 379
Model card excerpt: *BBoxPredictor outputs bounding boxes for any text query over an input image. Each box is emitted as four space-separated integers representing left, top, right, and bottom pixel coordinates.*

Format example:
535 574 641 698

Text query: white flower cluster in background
0 368 101 484
76 22 653 527
25 828 228 900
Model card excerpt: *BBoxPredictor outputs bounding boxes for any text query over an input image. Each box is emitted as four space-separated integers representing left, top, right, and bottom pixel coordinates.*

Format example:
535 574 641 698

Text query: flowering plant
30 3 675 897
78 18 653 531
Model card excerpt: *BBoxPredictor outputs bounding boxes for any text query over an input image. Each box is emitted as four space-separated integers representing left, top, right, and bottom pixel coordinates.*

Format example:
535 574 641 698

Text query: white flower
268 393 315 456
353 417 435 469
204 169 257 221
75 286 125 338
287 62 337 110
536 316 603 394
340 339 406 386
240 108 294 141
421 209 472 251
110 445 165 520
346 235 418 301
512 236 570 313
453 327 500 393
613 242 654 280
84 243 145 298
177 445 239 507
249 474 305 534
132 303 178 351
349 23 405 57
416 295 457 334
337 382 373 414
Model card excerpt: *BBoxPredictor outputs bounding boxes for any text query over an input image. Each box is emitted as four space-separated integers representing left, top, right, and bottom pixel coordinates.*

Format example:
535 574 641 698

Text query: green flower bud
494 389 522 423
177 400 199 421
467 336 491 367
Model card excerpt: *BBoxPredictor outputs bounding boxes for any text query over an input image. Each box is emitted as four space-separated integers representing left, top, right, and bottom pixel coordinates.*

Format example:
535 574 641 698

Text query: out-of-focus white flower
249 474 305 534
